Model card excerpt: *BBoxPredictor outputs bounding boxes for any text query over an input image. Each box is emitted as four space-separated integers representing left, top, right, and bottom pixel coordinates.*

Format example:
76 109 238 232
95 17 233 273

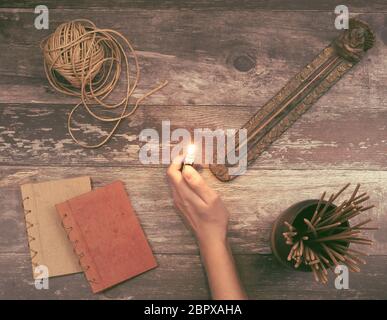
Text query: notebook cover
20 176 91 279
55 180 157 293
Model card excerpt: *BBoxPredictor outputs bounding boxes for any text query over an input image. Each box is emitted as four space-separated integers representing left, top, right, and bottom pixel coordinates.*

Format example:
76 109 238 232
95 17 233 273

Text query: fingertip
182 165 200 183
167 155 185 177
172 154 185 165
182 165 193 179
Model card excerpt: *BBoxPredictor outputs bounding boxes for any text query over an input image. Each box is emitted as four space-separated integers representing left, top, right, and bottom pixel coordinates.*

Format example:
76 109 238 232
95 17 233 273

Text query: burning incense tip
184 144 196 166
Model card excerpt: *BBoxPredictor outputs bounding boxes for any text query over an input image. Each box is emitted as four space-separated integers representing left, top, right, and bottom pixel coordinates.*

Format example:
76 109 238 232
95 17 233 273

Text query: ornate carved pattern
210 19 374 182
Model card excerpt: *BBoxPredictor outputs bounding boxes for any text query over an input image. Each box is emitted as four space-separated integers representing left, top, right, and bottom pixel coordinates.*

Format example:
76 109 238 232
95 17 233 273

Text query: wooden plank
1 166 386 255
0 103 386 169
1 252 387 299
1 0 387 12
0 10 385 106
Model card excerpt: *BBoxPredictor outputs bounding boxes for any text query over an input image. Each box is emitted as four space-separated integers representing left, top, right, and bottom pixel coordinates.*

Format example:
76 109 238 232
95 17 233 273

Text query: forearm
199 240 248 300
167 161 246 299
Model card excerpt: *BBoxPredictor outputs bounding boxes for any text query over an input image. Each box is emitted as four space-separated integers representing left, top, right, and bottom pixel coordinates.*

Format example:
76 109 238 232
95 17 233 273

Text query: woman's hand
166 156 229 248
167 155 247 300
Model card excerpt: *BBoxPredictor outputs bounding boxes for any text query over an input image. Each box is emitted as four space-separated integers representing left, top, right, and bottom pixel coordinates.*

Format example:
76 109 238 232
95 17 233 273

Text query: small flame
187 144 196 155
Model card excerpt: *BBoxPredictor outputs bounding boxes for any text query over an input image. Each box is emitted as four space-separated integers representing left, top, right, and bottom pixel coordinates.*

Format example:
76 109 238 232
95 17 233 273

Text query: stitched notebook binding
22 196 39 269
60 212 98 284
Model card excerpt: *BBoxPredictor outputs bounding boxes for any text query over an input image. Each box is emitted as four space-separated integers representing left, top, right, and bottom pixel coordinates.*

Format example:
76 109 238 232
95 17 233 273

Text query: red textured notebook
55 180 157 293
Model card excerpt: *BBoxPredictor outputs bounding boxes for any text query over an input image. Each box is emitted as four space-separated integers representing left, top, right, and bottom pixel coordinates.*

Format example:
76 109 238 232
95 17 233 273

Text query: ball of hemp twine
40 19 168 149
41 20 106 94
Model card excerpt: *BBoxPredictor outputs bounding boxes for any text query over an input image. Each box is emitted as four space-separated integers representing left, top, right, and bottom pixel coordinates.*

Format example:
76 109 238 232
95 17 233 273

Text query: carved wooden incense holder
209 19 375 182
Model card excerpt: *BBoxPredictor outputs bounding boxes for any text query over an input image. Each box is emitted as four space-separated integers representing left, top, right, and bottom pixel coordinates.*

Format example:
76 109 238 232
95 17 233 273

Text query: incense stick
282 183 376 284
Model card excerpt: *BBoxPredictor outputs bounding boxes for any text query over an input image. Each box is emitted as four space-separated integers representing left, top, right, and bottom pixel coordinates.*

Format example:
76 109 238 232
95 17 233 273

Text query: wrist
198 237 228 255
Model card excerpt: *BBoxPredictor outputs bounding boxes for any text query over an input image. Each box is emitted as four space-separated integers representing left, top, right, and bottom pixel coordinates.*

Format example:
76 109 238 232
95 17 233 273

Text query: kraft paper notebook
20 176 91 279
55 180 157 293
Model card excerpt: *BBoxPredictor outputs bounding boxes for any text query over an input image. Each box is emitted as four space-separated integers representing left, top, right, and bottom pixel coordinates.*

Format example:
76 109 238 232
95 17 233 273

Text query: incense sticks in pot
276 183 377 284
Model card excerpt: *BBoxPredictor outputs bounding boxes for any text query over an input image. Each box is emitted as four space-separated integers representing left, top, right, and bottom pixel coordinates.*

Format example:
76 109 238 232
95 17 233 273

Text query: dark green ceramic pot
270 199 338 272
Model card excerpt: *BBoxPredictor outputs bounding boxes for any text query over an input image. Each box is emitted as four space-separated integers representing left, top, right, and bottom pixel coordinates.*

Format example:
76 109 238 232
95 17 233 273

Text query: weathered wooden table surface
1 0 386 299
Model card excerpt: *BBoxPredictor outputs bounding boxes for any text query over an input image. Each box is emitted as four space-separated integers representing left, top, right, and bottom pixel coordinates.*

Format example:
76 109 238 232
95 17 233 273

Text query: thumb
182 165 216 203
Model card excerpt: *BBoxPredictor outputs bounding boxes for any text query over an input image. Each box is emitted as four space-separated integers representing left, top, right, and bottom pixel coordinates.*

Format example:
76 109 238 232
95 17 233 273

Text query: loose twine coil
41 19 168 148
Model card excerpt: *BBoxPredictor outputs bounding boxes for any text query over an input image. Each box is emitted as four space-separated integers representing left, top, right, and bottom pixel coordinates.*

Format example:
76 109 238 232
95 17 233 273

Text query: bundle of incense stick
283 183 378 284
